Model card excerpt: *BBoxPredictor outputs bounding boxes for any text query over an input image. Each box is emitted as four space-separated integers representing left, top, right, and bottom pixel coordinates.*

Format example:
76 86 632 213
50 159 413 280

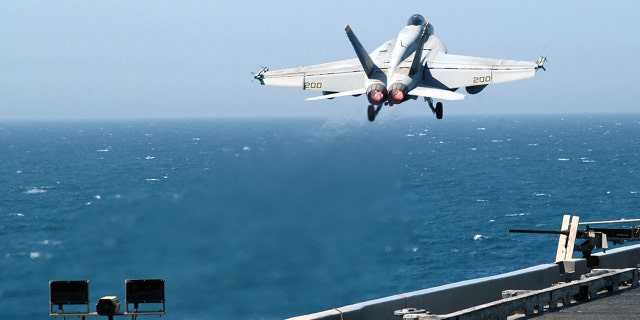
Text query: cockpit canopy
407 14 426 26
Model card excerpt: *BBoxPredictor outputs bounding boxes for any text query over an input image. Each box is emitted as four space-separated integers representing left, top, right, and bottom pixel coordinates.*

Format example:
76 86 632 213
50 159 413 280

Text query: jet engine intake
466 85 487 95
388 83 408 105
366 83 387 105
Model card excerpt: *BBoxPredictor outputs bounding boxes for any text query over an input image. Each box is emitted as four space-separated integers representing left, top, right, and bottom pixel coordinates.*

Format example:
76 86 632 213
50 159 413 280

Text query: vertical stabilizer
345 24 378 78
409 22 430 76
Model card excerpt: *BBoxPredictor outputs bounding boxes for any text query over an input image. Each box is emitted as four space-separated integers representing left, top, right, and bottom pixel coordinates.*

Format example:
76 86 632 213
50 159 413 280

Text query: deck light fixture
125 279 165 314
49 278 165 319
49 280 91 316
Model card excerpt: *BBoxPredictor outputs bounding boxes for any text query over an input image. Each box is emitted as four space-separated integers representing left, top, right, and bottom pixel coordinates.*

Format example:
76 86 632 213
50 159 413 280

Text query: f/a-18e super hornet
253 14 546 122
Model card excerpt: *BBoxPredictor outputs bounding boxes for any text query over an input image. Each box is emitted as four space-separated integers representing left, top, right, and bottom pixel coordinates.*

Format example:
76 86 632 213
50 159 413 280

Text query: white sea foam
40 240 61 246
24 187 47 194
505 212 529 217
533 193 550 197
473 235 484 241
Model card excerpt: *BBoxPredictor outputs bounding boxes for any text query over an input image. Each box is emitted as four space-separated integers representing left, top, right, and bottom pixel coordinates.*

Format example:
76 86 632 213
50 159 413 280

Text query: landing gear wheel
367 105 376 122
367 105 382 122
435 102 443 119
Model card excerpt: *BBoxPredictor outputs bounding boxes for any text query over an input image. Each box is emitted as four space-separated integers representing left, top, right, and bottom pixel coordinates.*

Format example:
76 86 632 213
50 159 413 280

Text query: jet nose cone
407 14 426 26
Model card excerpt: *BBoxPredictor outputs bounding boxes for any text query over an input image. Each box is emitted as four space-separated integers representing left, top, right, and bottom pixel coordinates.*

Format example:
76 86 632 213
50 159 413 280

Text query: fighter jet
253 14 546 122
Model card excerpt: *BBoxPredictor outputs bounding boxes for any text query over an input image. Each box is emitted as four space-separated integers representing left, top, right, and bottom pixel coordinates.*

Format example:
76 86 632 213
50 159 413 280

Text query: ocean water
1 114 640 319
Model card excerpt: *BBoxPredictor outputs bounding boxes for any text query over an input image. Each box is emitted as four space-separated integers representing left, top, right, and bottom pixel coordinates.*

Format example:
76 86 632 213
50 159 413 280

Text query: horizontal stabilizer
408 87 466 100
306 88 366 101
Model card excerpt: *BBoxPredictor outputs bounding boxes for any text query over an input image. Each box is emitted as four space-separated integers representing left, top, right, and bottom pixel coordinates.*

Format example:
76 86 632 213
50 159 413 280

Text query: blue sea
2 114 640 319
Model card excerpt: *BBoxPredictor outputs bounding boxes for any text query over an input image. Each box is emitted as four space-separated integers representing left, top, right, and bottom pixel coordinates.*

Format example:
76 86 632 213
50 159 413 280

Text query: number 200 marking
473 76 491 84
305 82 323 89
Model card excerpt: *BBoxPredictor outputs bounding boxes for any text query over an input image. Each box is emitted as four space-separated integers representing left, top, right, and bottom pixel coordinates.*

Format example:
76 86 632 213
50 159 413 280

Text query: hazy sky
1 1 638 119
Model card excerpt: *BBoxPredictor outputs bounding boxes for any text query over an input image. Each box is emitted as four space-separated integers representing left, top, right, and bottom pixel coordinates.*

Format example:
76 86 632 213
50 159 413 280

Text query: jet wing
425 52 541 90
258 58 366 94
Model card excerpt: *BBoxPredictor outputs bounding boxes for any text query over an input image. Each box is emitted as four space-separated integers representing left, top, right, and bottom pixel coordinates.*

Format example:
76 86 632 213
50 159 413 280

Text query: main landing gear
367 104 382 122
427 98 443 120
366 100 444 122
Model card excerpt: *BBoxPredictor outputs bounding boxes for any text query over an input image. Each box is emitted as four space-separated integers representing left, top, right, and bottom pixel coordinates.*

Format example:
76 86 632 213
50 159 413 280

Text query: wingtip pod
344 24 351 33
535 56 547 71
252 66 269 85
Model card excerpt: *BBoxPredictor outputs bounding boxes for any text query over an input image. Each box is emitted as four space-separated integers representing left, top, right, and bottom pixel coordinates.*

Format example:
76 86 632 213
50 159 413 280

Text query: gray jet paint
254 14 546 121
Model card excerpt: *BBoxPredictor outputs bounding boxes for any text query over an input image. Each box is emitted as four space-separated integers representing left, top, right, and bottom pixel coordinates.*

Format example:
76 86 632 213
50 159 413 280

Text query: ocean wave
533 193 551 197
4 116 640 319
5 251 52 260
24 187 48 194
505 212 530 217
40 240 62 246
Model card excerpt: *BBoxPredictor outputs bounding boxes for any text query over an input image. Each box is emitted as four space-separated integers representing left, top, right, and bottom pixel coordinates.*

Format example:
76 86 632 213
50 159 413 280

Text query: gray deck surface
533 286 640 319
